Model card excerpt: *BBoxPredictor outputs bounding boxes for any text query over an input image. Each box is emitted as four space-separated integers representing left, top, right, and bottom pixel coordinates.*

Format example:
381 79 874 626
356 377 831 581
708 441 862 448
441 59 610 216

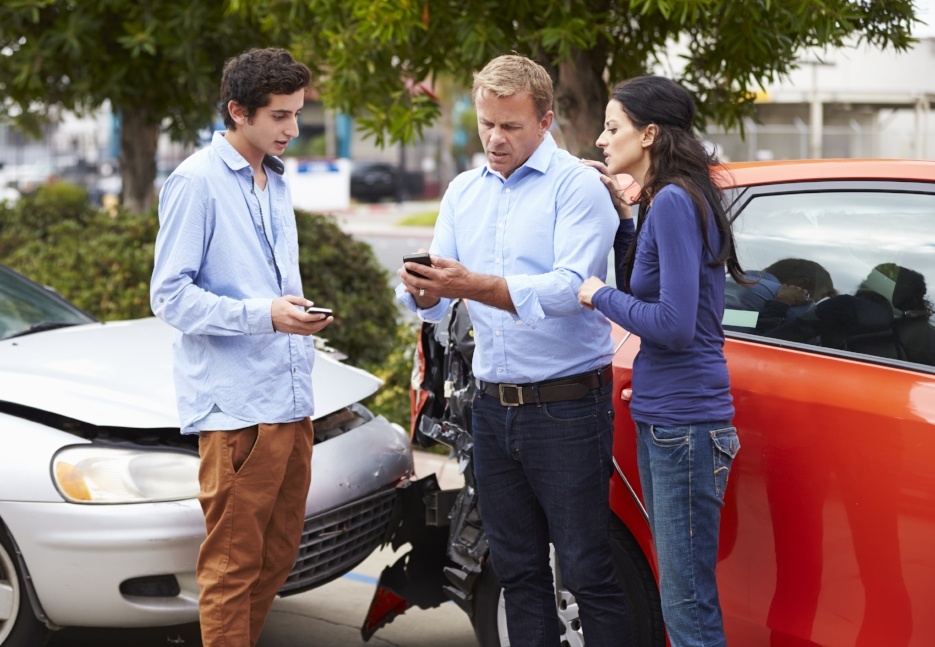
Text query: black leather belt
477 364 613 407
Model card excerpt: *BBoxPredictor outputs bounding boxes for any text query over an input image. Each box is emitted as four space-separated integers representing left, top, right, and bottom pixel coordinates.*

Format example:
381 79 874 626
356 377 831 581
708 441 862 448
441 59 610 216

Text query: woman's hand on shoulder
580 159 633 219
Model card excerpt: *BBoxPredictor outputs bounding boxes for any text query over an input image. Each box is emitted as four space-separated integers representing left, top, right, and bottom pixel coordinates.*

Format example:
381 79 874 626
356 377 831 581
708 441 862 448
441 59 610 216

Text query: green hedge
0 182 158 320
0 182 413 428
293 209 397 367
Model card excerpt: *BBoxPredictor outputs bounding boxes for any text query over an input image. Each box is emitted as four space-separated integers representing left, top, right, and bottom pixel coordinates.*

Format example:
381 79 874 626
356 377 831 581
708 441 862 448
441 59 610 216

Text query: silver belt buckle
498 384 523 406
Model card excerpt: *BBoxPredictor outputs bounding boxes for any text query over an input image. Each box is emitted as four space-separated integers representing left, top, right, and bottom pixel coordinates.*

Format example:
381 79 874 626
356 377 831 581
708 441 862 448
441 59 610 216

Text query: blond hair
471 54 553 119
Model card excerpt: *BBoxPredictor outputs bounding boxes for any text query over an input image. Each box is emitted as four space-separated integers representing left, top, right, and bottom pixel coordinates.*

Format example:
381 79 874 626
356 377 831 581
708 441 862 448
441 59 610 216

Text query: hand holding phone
403 252 432 279
306 306 333 317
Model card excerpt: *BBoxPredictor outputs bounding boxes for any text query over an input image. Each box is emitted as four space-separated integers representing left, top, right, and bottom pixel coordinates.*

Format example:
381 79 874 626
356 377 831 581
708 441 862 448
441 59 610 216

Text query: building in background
704 37 935 162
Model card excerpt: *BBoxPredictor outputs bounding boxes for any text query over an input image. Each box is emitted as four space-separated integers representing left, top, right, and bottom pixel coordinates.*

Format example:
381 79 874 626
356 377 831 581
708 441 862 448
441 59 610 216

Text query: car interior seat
890 266 935 366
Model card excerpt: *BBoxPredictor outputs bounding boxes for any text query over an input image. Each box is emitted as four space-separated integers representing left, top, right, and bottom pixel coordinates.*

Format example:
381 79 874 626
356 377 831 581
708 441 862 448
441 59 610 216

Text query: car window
724 185 935 368
0 267 94 340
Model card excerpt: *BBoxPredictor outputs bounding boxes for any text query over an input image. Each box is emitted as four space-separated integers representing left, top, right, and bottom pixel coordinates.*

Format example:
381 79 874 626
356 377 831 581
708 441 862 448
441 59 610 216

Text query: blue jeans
635 420 740 647
473 381 629 647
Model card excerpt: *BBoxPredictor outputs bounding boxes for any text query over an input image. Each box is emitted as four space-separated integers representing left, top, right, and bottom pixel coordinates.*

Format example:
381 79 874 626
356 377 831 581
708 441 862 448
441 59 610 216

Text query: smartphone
306 306 333 317
403 252 432 279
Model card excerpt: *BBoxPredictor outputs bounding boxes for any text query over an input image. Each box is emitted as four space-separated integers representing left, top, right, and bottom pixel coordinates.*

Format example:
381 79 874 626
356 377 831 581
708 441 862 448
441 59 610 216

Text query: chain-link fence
702 114 934 163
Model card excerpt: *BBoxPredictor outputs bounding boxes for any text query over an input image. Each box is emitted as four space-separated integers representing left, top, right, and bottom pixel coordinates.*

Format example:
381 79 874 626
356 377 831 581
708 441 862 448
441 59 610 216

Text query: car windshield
0 266 95 340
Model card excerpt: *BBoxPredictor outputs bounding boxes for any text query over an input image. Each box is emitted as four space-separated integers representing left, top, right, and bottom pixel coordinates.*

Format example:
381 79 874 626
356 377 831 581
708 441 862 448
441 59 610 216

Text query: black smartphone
306 306 333 317
403 252 432 279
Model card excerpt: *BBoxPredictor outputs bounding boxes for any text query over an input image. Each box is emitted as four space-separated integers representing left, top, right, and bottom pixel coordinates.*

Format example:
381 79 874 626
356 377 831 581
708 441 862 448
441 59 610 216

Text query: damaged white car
0 264 413 647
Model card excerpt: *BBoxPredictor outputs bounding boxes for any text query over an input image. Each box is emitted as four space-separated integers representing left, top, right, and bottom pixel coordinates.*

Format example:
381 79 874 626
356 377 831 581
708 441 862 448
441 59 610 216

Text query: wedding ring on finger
419 288 425 297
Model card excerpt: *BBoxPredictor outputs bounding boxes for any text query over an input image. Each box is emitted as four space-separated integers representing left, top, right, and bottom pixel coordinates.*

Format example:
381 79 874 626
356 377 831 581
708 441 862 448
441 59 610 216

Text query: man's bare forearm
460 274 516 314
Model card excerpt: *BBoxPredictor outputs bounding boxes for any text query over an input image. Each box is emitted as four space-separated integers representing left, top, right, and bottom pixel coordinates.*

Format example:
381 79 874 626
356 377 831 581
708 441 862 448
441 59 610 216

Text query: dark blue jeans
473 380 629 647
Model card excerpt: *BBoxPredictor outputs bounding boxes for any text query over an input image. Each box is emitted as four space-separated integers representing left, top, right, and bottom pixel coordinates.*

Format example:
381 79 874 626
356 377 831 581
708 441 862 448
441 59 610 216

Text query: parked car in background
350 160 399 202
0 160 54 193
372 159 935 647
0 264 413 647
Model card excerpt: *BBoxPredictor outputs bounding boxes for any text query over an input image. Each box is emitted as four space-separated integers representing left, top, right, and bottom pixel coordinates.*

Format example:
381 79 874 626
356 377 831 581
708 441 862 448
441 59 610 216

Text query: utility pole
800 59 835 159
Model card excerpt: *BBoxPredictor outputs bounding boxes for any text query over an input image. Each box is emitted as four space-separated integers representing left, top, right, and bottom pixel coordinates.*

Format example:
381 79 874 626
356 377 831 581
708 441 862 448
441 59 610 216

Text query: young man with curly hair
151 48 332 647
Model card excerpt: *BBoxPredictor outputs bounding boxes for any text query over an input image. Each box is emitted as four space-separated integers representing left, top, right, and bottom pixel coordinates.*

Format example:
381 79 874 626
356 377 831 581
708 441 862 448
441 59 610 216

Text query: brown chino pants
196 419 314 647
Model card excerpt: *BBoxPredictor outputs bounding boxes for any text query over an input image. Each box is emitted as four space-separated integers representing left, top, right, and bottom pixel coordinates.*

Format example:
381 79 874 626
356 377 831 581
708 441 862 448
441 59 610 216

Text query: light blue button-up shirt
151 132 314 434
397 134 618 384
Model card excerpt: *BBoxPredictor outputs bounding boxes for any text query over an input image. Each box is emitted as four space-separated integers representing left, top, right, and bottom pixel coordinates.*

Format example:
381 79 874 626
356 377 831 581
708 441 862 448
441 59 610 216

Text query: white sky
916 0 935 37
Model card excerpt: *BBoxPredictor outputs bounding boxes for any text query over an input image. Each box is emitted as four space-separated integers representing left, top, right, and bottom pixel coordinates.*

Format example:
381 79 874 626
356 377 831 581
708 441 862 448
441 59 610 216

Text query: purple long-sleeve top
592 184 734 426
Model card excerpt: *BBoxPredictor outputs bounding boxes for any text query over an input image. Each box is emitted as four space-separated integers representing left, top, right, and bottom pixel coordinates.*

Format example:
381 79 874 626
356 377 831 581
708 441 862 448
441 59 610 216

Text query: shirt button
497 367 503 372
505 188 511 194
498 222 504 228
495 330 501 336
495 258 501 264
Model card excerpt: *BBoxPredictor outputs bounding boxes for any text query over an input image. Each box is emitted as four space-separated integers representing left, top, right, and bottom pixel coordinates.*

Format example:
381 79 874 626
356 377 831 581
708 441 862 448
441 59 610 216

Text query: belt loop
531 384 541 405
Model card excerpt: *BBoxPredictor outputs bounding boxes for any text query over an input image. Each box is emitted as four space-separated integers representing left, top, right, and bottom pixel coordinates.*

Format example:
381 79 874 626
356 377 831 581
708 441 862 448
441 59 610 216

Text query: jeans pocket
711 426 740 500
649 423 691 447
541 397 597 423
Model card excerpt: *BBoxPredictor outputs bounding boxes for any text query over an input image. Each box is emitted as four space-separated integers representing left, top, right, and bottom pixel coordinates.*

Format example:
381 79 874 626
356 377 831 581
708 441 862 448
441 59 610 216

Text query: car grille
279 486 398 596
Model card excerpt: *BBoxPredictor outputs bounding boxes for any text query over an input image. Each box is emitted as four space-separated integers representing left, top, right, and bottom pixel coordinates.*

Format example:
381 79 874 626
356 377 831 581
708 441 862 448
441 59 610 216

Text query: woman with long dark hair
578 75 743 647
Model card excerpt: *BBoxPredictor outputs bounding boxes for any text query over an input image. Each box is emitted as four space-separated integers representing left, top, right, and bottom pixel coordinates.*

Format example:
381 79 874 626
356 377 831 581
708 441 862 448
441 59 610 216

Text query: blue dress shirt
397 134 618 384
151 132 314 434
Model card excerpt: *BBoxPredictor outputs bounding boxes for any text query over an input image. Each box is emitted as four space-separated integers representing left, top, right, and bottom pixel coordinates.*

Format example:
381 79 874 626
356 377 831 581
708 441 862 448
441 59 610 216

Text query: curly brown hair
219 48 311 131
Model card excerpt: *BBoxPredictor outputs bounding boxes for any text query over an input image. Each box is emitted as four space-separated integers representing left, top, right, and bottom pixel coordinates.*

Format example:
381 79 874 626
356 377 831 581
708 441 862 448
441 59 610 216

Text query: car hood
0 317 381 428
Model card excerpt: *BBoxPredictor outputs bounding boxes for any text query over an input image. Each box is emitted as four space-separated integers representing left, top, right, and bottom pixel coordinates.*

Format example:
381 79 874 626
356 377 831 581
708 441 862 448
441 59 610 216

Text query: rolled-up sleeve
505 168 617 326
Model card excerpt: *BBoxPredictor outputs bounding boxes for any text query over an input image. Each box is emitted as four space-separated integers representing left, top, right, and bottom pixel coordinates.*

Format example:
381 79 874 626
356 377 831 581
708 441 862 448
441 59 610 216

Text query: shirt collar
211 131 285 176
481 132 557 179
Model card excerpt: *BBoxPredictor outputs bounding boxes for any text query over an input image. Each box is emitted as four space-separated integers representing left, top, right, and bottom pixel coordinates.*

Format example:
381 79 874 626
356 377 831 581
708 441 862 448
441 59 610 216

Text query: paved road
332 200 437 281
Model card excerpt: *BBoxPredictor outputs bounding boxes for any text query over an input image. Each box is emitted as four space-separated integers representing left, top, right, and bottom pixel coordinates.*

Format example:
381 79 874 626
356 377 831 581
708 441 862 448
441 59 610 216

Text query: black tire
609 517 666 646
471 562 508 647
0 522 48 647
469 519 665 647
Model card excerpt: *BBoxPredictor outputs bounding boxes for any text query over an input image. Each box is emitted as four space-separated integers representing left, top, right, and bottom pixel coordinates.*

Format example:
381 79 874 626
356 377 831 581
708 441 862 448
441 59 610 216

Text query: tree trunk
119 107 159 214
548 48 609 161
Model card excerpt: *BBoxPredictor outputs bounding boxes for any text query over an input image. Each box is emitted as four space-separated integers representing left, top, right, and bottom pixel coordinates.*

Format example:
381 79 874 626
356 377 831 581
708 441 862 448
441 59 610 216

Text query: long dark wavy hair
612 75 746 291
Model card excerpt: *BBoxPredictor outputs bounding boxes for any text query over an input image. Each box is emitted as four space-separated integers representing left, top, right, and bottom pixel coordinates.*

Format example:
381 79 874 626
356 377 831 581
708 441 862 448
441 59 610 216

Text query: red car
366 159 935 647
